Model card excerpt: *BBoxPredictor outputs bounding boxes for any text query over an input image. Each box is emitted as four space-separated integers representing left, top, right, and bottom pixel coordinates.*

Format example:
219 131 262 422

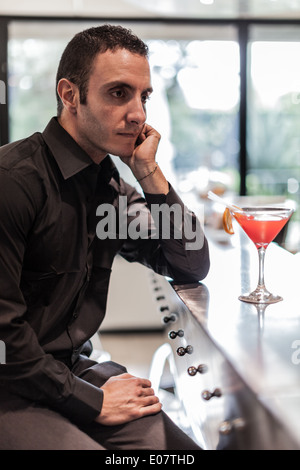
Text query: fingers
142 123 160 138
116 375 161 410
138 386 155 397
97 374 162 425
142 393 161 408
139 378 152 388
136 381 162 414
139 397 162 417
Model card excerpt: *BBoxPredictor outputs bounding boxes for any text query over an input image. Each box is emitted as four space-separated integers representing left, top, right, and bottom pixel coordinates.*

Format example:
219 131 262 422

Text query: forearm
120 182 210 282
136 163 169 195
145 185 210 281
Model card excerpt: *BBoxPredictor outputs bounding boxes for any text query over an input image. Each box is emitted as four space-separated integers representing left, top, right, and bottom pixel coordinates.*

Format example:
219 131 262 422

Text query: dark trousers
0 356 201 450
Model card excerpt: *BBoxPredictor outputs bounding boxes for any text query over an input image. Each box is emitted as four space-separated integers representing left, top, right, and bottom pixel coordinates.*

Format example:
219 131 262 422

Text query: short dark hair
56 24 149 116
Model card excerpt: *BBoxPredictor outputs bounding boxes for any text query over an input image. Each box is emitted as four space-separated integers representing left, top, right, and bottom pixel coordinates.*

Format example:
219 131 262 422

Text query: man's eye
112 90 125 98
142 94 151 104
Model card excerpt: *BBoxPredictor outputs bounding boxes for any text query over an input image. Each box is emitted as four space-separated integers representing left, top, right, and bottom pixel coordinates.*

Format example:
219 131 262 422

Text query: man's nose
127 97 146 126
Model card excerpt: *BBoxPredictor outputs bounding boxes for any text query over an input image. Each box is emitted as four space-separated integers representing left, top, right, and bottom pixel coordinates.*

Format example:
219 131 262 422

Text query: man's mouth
117 132 137 138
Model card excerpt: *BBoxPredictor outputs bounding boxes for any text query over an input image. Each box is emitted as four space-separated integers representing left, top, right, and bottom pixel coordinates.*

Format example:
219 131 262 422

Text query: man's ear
57 78 79 115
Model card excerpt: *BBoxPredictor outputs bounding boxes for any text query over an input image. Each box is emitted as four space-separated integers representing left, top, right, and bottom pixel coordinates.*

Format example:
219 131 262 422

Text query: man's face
74 48 153 162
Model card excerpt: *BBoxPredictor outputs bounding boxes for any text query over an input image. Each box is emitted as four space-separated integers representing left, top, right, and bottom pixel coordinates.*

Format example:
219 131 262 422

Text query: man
0 25 209 450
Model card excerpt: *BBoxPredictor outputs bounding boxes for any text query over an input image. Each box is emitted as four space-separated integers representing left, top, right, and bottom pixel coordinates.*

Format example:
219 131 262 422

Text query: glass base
239 286 283 304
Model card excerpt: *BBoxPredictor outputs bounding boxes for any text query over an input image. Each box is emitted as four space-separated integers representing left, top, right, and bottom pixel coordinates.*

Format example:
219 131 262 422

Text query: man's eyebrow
106 81 153 94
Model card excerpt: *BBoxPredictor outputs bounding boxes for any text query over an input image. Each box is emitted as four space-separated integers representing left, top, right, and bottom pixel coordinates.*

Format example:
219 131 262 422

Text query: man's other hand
95 373 162 426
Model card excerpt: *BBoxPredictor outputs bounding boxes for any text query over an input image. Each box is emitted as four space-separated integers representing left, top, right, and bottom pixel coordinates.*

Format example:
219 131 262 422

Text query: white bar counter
160 232 300 449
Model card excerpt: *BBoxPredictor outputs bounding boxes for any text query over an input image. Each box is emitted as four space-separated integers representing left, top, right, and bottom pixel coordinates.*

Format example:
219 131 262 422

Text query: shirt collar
42 117 120 184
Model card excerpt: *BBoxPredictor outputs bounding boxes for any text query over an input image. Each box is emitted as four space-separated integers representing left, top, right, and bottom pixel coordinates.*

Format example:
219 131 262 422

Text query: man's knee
0 396 104 450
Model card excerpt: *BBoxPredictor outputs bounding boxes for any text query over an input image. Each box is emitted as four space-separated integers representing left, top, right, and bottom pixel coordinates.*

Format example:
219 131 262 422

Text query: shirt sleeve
0 168 102 425
118 182 210 283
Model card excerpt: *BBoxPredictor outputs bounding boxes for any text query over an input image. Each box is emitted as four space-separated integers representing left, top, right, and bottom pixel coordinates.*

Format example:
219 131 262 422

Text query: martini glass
232 206 294 304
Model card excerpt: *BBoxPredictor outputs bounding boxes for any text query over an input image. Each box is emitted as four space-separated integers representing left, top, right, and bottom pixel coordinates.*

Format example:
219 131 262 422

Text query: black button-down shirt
0 117 209 424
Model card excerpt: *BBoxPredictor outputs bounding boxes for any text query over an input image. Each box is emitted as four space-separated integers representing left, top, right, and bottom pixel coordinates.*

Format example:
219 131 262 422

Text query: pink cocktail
232 206 294 303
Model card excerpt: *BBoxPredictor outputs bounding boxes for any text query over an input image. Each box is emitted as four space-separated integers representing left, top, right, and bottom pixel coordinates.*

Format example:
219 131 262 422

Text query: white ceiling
1 0 300 19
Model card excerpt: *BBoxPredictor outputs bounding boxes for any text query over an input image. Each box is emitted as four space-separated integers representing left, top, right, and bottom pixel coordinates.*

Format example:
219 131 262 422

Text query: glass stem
257 246 266 289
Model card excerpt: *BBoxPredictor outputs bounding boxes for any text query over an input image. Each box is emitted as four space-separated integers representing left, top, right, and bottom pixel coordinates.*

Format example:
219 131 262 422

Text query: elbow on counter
187 235 210 282
169 236 210 284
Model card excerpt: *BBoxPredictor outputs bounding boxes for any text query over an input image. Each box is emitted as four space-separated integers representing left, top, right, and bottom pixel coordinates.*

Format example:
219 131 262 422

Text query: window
147 34 240 200
8 22 72 142
247 26 300 250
